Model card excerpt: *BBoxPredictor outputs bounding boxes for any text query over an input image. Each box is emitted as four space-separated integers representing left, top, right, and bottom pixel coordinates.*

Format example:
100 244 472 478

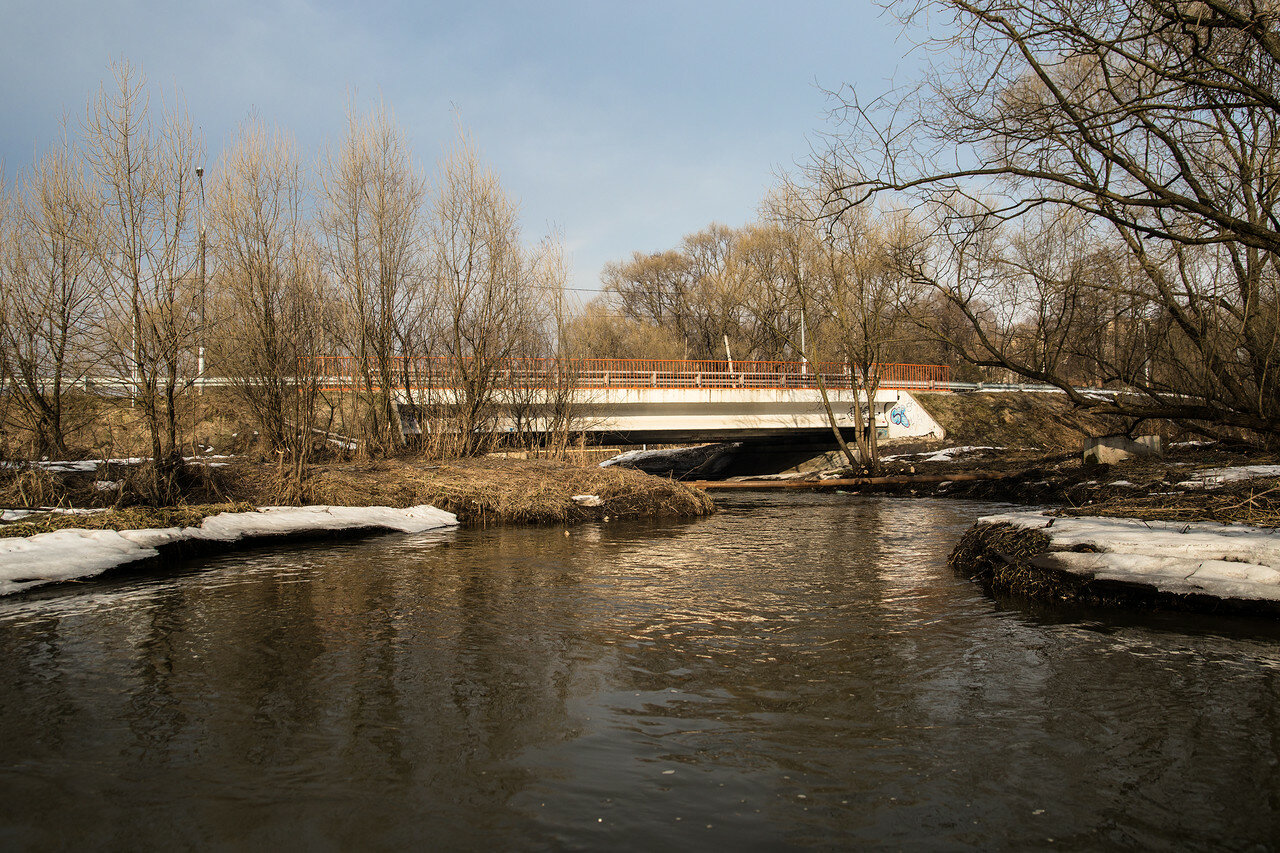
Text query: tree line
7 0 1278 493
575 0 1280 454
819 0 1280 442
0 61 568 498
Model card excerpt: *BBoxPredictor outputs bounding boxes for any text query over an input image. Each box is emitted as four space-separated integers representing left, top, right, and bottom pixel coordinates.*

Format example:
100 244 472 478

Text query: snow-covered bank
977 511 1280 606
0 504 457 596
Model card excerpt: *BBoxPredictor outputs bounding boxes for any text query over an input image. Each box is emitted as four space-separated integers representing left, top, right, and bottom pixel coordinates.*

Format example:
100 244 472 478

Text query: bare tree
0 171 15 458
603 224 789 363
427 129 557 455
733 223 807 361
760 179 864 469
84 60 203 496
207 118 326 490
319 101 427 454
564 299 686 360
819 203 913 473
826 0 1280 439
0 134 102 457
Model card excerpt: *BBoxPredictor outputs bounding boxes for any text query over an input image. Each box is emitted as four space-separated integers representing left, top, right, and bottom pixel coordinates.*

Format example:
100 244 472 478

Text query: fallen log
685 472 1011 490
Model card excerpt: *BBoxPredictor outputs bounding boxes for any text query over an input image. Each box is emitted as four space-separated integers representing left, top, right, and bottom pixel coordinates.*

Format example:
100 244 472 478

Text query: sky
0 0 922 296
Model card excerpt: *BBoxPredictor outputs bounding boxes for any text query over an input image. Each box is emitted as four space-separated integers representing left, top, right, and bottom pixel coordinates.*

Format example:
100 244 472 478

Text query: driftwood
686 472 1010 490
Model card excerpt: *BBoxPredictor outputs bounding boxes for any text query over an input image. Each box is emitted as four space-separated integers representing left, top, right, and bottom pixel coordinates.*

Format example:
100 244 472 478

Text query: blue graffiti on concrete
889 403 910 428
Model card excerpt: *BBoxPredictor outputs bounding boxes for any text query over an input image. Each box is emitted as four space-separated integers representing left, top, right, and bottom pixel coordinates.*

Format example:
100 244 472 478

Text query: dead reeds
1060 483 1280 528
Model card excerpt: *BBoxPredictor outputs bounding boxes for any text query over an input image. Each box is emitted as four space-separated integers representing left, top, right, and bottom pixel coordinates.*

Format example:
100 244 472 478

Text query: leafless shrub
84 60 204 498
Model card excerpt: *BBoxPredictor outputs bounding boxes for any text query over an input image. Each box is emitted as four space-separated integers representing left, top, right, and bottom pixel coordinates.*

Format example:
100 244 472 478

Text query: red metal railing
314 357 951 392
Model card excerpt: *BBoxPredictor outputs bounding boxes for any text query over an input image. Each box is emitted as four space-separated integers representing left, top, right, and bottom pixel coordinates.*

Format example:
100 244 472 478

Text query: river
1 495 1278 850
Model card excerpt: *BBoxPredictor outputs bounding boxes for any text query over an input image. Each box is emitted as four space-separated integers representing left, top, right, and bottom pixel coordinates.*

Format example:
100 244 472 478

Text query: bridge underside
609 433 877 478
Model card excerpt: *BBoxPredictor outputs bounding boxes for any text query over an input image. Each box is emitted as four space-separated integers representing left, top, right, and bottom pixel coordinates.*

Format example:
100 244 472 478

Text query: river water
1 495 1279 850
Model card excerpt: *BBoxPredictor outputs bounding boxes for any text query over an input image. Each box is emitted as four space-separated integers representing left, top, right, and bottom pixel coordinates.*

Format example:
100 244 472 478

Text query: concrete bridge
528 383 946 445
317 357 951 445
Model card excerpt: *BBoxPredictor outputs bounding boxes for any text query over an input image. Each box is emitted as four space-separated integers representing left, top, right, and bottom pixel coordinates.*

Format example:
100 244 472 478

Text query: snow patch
1175 465 1280 489
980 511 1280 602
6 455 235 474
571 495 604 507
0 504 458 596
1 507 109 523
600 445 718 468
885 445 1004 463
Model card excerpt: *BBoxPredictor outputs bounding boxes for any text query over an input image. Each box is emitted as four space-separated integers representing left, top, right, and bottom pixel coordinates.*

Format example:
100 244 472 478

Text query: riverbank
889 441 1280 616
0 457 714 596
0 456 715 532
711 438 1279 508
251 457 716 525
688 434 1280 615
0 504 460 596
950 512 1280 617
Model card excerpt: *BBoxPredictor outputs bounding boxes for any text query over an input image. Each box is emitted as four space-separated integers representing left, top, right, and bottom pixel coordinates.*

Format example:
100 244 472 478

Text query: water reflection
0 497 1278 849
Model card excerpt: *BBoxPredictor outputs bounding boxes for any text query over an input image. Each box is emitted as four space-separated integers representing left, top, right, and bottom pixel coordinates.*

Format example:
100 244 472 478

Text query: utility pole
800 305 808 376
196 166 206 394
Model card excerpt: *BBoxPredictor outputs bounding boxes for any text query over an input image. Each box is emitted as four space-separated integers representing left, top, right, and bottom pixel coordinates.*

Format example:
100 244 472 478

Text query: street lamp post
196 166 206 393
800 305 808 376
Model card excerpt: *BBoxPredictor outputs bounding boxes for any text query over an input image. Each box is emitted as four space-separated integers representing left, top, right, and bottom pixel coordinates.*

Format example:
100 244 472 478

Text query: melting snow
1 507 109 523
982 511 1280 601
6 455 235 473
1175 465 1280 489
600 445 718 468
0 504 457 596
883 445 1003 463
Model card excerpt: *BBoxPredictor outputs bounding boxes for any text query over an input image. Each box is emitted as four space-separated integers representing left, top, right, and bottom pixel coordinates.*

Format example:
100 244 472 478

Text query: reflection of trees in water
196 568 329 769
3 503 1280 847
0 534 600 845
126 589 193 761
0 613 74 755
599 499 966 703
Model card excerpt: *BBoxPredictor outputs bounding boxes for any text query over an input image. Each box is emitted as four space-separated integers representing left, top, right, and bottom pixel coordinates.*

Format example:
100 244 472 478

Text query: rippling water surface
2 495 1280 850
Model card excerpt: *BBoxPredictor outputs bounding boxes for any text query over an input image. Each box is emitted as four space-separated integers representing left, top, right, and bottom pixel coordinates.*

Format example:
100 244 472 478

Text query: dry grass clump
0 502 255 539
225 457 715 526
949 521 1098 603
0 459 233 511
0 455 713 531
0 468 64 507
949 522 1051 583
1060 483 1280 528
